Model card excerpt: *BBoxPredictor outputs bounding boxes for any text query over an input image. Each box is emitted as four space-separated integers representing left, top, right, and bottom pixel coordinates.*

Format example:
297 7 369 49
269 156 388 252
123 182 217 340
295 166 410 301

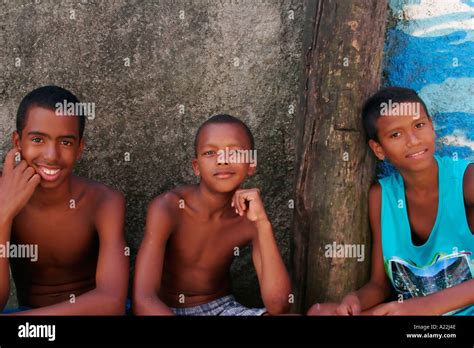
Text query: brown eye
32 137 43 143
390 132 401 138
415 122 425 129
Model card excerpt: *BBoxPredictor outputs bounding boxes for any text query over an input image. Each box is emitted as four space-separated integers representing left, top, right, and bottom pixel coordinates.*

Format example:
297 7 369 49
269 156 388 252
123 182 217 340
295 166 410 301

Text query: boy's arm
370 278 474 315
340 183 392 314
232 189 291 315
133 196 175 315
464 163 474 215
0 149 41 310
13 190 129 315
0 177 11 309
0 218 12 310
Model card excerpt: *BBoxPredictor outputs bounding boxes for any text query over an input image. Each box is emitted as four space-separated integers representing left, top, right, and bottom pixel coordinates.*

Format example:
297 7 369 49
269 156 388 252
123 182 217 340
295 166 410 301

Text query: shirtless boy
0 85 129 315
133 114 291 315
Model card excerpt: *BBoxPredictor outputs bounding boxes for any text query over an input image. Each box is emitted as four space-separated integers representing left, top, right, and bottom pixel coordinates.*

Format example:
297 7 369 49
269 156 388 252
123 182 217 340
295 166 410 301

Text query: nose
406 131 421 148
216 149 229 165
43 143 60 163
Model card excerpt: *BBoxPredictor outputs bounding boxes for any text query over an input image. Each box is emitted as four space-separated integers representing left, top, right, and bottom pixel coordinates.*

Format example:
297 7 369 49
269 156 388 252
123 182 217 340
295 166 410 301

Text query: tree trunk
291 0 388 312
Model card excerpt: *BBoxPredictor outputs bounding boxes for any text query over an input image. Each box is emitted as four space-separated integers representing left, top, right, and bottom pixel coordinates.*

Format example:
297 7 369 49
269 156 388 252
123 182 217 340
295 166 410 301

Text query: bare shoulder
145 186 197 240
147 185 198 225
149 186 190 213
72 176 124 208
464 163 474 206
368 182 382 207
368 182 382 239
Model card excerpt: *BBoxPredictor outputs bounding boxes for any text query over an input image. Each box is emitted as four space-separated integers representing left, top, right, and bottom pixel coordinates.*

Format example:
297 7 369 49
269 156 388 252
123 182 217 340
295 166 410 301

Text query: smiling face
192 123 256 193
369 107 436 173
13 106 84 189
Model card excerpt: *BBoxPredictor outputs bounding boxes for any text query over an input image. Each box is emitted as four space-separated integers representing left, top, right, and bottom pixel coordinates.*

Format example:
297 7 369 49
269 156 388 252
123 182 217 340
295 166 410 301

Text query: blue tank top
379 155 473 315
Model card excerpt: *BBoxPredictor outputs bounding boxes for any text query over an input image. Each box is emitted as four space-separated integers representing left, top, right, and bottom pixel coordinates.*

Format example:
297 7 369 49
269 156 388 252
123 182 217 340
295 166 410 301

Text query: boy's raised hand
0 149 41 223
336 292 361 315
231 188 268 223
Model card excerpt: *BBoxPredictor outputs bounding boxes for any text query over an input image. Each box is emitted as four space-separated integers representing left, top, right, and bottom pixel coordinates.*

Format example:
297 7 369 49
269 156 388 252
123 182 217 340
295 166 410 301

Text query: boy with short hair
0 85 129 315
133 114 291 315
308 87 473 316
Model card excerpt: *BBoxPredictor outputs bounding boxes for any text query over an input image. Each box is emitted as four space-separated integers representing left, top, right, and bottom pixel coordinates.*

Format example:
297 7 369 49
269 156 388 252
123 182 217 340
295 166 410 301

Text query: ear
192 158 200 176
76 138 85 160
368 139 386 161
12 131 21 150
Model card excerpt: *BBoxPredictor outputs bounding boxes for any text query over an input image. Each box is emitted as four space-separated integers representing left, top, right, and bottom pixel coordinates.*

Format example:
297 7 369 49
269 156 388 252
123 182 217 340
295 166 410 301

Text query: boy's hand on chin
231 188 269 223
0 148 41 223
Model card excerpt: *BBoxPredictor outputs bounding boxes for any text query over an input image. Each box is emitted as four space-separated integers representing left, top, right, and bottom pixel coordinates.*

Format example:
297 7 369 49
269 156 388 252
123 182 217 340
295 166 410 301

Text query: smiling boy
0 85 129 315
308 87 473 316
133 114 291 315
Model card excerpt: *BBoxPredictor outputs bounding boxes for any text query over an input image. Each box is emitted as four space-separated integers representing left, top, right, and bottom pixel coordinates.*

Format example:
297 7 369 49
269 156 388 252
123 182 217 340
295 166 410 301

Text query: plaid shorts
171 295 266 316
3 299 132 315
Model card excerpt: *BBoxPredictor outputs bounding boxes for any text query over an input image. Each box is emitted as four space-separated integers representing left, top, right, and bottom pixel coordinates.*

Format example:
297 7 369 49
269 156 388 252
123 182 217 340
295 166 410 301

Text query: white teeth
409 150 425 157
41 167 60 175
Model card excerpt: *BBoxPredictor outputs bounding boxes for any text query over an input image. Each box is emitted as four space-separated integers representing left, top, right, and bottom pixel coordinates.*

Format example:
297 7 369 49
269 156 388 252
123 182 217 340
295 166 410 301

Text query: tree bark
291 0 388 312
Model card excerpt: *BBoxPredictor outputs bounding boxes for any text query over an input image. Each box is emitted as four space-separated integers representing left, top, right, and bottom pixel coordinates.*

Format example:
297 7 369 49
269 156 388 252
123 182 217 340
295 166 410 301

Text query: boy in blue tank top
308 87 473 316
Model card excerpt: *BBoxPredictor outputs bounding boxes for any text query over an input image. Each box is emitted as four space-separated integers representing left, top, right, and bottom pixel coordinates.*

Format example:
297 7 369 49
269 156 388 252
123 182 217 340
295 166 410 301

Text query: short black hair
194 114 254 156
361 87 430 141
16 85 85 139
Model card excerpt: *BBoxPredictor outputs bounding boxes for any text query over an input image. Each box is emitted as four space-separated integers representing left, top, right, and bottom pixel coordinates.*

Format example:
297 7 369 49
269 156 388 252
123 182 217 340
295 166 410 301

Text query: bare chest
12 205 99 268
167 218 255 267
406 194 438 245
